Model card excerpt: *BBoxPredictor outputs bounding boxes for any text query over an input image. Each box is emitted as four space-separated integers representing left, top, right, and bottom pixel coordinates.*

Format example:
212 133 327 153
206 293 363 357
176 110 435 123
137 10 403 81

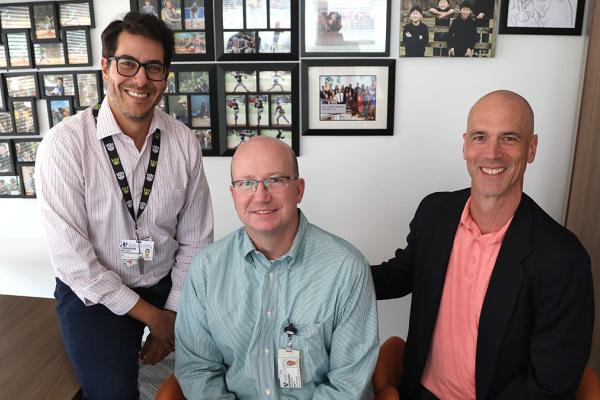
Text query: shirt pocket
149 187 185 230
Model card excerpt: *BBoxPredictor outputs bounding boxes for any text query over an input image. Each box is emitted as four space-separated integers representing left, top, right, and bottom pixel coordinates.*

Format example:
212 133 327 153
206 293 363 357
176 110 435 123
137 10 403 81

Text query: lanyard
92 104 161 233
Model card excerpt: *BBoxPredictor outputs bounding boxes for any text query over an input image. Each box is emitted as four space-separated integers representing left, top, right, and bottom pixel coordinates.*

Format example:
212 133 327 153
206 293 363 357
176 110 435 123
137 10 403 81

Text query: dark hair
101 11 175 67
409 6 423 14
459 1 472 9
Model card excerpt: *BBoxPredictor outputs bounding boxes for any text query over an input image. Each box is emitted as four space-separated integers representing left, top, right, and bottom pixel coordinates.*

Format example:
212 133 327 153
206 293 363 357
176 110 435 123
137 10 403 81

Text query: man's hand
140 334 172 365
147 308 176 346
127 299 177 361
449 48 455 56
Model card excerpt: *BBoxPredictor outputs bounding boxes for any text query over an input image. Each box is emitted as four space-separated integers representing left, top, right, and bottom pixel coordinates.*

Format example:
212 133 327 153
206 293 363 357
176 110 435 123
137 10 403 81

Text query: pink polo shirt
421 198 513 399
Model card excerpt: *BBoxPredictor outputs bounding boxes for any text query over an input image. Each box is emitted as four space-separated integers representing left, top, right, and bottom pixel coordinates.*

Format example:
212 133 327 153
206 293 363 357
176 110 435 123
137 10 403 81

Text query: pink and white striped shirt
36 97 213 315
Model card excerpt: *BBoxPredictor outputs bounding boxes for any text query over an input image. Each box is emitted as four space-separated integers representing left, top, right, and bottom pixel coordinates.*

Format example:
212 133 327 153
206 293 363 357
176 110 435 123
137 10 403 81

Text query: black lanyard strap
92 104 161 228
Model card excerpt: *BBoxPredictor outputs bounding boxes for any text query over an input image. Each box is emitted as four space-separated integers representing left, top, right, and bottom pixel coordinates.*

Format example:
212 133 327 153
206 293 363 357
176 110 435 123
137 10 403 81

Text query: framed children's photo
47 97 74 128
39 72 76 98
11 99 38 135
499 0 585 34
5 73 39 99
0 175 22 197
302 0 391 57
30 2 60 42
75 70 102 108
4 30 34 69
63 28 92 65
19 164 36 198
0 140 15 174
0 5 32 29
214 0 298 61
13 139 41 163
302 59 395 136
59 0 95 28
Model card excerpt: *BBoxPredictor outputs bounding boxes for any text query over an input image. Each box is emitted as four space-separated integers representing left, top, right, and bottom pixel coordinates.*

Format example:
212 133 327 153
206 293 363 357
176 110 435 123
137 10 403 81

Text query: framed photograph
217 63 299 155
302 0 391 56
0 175 22 197
30 2 60 42
0 140 15 174
160 0 183 30
18 164 36 198
173 31 210 60
5 73 39 99
178 70 210 93
0 78 6 111
0 5 32 29
301 59 395 136
499 0 585 34
39 72 76 98
47 97 74 128
165 71 178 94
4 30 33 69
75 71 102 108
215 0 298 61
63 28 92 65
13 139 41 163
192 129 215 154
0 45 8 69
59 0 95 28
11 99 38 135
166 95 190 125
34 41 67 67
0 112 15 136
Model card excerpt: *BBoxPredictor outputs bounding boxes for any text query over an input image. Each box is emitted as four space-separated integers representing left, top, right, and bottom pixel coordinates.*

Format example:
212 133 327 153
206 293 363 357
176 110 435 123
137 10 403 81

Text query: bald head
231 136 298 181
468 90 534 136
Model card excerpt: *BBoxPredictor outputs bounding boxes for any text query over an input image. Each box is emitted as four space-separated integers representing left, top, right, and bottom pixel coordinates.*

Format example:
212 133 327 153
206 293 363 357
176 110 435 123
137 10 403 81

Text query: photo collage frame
0 138 41 197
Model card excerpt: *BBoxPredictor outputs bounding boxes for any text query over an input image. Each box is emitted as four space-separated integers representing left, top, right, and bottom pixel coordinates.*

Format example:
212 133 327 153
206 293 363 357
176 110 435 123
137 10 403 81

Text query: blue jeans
54 275 171 400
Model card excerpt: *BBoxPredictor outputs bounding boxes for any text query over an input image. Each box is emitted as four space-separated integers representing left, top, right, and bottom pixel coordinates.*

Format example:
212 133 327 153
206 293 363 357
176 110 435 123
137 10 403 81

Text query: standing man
35 12 213 400
175 136 378 399
371 90 594 399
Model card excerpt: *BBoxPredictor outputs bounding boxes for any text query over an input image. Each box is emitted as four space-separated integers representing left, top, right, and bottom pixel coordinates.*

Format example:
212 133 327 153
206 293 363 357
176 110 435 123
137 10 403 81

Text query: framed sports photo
302 59 395 136
33 41 67 67
499 0 585 34
63 28 92 65
39 72 76 98
0 140 15 174
0 175 22 197
18 164 36 198
5 73 39 99
4 30 34 69
217 63 299 155
75 70 102 108
30 2 60 42
302 0 391 57
214 0 298 61
11 99 38 135
13 139 41 163
47 97 74 128
0 5 32 29
59 0 95 28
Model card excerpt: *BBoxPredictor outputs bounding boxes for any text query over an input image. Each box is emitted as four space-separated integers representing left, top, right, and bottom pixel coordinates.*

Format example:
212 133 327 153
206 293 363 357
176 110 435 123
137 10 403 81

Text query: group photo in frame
0 140 15 174
217 63 299 155
302 59 395 136
131 0 215 61
302 0 391 57
13 139 41 163
214 0 298 61
0 174 22 197
499 0 585 34
399 0 497 57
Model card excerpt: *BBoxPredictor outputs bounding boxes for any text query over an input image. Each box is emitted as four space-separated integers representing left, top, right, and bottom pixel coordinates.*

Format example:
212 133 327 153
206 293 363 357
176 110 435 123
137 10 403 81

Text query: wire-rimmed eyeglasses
231 176 298 194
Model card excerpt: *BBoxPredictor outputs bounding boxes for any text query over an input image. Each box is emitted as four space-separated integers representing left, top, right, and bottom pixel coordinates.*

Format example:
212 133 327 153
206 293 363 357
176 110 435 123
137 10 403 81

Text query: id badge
277 348 302 389
120 239 154 261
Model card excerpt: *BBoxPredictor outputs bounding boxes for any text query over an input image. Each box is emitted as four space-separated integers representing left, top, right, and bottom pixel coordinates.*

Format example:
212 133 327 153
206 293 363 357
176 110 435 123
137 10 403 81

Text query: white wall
0 0 590 341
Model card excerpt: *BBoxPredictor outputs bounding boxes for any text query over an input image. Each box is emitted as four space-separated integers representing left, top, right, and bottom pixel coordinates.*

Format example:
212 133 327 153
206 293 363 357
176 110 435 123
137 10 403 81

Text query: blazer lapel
475 196 533 399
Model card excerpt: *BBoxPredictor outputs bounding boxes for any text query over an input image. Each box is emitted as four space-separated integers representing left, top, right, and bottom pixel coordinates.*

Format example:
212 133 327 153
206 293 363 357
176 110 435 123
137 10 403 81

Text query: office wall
0 0 590 341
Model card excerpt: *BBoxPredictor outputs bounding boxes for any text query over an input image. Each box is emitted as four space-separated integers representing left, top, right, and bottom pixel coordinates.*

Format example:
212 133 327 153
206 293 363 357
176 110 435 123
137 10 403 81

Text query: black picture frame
13 138 41 163
0 77 6 111
301 0 391 57
301 59 395 136
0 4 32 30
18 163 36 198
11 98 38 135
30 2 60 42
0 174 23 197
0 110 16 136
47 96 75 128
214 0 299 61
58 0 95 28
499 0 585 35
217 63 299 155
38 71 76 98
3 30 34 69
74 70 103 108
33 40 67 67
165 64 220 156
63 27 92 66
4 72 40 99
0 139 15 174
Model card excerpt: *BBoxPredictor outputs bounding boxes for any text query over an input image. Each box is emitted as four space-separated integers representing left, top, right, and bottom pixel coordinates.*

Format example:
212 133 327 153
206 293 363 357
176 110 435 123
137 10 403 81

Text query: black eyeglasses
107 56 167 81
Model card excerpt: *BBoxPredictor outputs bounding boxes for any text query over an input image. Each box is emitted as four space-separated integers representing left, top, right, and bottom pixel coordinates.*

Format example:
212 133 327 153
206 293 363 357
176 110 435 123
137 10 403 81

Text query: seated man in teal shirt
175 136 379 399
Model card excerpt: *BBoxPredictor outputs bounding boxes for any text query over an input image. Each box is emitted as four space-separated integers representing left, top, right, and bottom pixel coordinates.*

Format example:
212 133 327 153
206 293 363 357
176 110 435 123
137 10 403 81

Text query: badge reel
278 323 302 389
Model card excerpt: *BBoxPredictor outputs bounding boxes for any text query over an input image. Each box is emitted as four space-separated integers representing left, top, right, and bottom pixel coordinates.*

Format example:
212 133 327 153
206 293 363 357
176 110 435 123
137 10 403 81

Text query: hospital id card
277 348 302 389
120 239 154 261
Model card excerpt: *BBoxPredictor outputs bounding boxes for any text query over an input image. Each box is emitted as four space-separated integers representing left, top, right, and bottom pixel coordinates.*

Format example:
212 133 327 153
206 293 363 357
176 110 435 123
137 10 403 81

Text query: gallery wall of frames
0 0 587 198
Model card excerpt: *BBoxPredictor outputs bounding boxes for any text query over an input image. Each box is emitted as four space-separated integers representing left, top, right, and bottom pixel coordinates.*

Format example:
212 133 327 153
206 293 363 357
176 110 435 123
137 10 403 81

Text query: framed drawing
4 30 34 69
75 70 102 108
11 99 38 135
30 2 60 42
499 0 585 34
39 72 76 98
13 139 41 163
18 164 36 198
131 0 215 61
5 73 39 99
47 97 74 128
217 63 299 155
301 59 395 136
63 28 92 65
58 0 95 28
0 175 22 197
0 5 32 29
0 140 15 174
33 41 67 67
214 0 298 61
302 0 390 57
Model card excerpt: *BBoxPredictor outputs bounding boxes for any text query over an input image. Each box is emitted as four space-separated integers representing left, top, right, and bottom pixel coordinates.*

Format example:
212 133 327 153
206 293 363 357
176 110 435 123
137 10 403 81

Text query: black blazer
372 189 594 399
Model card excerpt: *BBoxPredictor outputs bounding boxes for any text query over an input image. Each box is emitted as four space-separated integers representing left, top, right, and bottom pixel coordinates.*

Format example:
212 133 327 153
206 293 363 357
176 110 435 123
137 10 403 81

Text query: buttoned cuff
104 284 141 316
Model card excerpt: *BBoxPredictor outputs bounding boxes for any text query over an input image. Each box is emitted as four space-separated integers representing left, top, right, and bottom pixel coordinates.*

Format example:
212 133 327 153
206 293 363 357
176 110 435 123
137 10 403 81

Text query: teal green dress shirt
175 211 379 399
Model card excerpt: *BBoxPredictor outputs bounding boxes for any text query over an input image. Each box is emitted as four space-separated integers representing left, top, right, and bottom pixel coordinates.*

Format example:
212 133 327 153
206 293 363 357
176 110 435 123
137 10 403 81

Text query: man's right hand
128 299 176 347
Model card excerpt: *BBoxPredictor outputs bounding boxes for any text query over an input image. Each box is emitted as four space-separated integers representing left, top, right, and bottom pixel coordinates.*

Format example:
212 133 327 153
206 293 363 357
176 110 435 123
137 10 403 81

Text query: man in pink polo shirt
371 90 594 399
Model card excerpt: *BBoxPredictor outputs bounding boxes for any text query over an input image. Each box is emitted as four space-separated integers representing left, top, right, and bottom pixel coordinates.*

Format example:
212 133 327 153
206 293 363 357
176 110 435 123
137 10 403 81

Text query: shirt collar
460 197 514 244
94 96 165 141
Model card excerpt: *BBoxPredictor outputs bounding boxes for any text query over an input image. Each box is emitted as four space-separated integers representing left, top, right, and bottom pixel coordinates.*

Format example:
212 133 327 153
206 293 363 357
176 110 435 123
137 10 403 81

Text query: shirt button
265 388 271 395
269 272 273 280
266 310 272 318
265 348 270 354
471 257 477 264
